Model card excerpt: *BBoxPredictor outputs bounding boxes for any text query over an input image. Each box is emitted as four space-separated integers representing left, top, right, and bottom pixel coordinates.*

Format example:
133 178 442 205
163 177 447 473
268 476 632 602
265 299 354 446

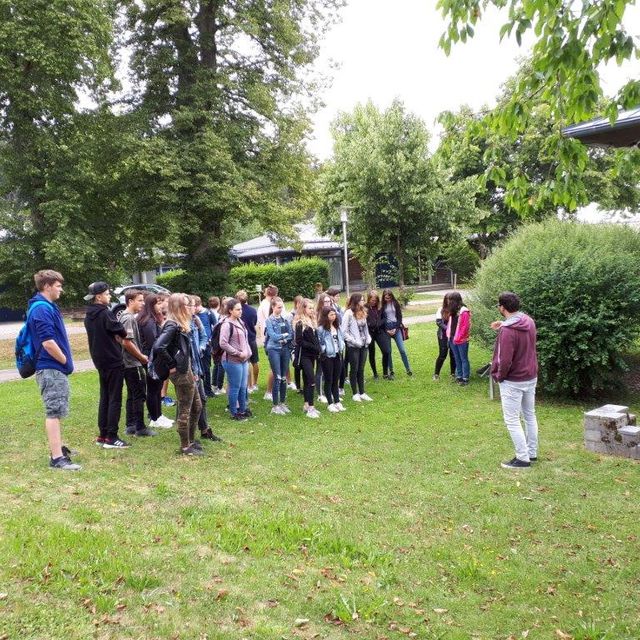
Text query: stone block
618 426 640 437
598 404 629 414
584 411 628 431
628 413 637 426
585 441 615 455
584 429 605 443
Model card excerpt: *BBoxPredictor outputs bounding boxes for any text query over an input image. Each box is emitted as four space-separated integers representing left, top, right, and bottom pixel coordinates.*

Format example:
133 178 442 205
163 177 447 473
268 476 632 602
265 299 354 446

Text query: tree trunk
396 233 405 287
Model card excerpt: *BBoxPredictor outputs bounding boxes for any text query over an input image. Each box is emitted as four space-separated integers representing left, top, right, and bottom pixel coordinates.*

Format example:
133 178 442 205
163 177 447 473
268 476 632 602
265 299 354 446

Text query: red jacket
491 313 538 382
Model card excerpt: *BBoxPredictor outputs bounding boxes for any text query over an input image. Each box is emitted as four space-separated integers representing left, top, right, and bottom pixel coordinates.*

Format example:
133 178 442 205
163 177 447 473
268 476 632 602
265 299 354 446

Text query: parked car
110 283 171 320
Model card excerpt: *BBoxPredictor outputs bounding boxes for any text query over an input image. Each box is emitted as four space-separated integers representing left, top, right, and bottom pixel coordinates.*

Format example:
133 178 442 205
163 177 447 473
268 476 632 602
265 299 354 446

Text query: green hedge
228 258 330 301
473 220 640 396
156 268 228 300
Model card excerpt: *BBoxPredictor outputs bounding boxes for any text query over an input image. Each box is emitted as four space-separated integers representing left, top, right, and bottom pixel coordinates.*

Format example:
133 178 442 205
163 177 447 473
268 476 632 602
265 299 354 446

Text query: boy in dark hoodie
28 270 79 470
83 282 130 449
490 291 539 469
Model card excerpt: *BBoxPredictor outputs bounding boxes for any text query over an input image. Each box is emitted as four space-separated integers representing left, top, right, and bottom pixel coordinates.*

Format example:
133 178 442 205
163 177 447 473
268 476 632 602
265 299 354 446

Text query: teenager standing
220 298 252 421
84 281 130 449
317 307 346 412
265 296 293 415
153 293 203 455
447 291 471 385
137 293 173 429
341 293 373 402
295 298 322 418
365 290 391 379
433 293 456 380
382 289 413 377
28 270 79 470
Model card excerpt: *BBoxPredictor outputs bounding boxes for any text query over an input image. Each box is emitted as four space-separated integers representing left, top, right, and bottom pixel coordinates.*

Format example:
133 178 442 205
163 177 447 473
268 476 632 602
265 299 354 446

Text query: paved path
0 313 439 383
0 322 86 340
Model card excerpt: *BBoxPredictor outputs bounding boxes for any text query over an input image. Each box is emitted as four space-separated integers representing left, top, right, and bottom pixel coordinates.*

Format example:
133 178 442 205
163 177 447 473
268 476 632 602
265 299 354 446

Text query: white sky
307 0 640 160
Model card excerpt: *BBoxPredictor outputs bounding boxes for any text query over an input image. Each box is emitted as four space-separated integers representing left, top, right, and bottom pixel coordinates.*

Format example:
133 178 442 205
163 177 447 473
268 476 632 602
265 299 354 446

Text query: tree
437 0 640 214
121 0 339 273
435 71 640 256
318 100 479 286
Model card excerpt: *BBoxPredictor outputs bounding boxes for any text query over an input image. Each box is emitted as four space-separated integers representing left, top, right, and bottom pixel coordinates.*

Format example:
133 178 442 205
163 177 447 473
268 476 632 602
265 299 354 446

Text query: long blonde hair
166 293 191 332
296 297 317 329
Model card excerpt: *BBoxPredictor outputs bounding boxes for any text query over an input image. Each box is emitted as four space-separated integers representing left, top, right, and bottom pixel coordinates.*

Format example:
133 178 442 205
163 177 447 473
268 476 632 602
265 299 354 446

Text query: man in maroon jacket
490 291 539 469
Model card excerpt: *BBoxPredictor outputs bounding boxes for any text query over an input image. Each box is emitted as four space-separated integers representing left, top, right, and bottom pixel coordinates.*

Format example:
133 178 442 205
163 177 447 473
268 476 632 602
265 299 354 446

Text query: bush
156 268 228 300
473 220 640 396
228 257 330 301
442 241 481 282
396 287 416 308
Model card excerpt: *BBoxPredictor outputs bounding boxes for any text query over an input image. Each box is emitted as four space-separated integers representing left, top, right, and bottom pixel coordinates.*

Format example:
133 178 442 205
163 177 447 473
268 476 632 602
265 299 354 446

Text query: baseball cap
83 281 110 301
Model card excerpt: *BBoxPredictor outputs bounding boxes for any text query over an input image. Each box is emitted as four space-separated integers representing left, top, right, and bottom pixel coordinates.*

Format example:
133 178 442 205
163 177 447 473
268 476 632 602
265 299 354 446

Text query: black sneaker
61 445 78 457
49 456 81 471
383 374 390 380
201 429 223 442
501 457 531 469
181 444 205 456
103 438 131 449
191 440 204 451
241 409 253 418
230 414 248 422
125 426 136 435
388 372 395 380
407 370 413 376
135 428 157 437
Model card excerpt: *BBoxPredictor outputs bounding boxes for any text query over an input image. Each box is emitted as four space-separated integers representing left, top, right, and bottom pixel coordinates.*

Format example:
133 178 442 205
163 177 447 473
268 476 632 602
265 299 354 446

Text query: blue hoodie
27 293 74 375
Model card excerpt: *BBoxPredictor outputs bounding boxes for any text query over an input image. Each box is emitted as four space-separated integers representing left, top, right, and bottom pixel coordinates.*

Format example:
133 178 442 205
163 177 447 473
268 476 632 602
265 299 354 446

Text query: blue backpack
15 300 51 378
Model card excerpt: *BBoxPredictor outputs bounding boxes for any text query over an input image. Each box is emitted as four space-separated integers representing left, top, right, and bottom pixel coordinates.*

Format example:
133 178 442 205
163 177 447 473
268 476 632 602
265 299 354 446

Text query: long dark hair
138 293 166 326
382 289 398 306
319 307 340 330
441 293 451 322
448 291 463 316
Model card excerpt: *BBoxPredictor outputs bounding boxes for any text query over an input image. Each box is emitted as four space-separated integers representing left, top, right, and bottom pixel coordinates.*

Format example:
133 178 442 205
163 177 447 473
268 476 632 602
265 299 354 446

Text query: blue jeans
223 360 249 416
386 322 411 373
449 341 470 381
266 347 291 405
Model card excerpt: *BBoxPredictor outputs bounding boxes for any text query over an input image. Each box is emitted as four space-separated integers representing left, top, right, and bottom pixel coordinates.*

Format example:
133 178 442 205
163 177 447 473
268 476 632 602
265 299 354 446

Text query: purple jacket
490 312 538 382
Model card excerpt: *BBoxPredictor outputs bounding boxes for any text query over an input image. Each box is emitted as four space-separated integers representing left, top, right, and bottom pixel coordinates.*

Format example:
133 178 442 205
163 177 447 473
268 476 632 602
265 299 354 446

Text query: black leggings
346 345 367 395
300 355 317 405
320 355 342 405
368 331 391 377
146 374 163 421
435 335 456 376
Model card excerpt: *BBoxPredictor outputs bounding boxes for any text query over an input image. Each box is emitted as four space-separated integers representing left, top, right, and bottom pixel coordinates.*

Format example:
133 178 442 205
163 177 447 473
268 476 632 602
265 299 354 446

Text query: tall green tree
437 0 640 214
0 1 117 303
436 72 640 256
319 100 479 286
122 0 339 273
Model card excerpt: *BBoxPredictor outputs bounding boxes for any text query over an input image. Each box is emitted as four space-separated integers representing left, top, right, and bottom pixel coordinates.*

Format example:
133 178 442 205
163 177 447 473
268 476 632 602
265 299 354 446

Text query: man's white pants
499 378 538 462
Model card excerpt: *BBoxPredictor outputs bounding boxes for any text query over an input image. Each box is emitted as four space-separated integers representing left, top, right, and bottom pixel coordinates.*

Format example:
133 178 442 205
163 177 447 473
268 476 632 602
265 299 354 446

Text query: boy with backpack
26 270 79 470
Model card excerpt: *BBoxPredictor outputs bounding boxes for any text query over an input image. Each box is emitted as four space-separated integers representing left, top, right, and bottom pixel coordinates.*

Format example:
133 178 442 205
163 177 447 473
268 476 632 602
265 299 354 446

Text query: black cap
83 281 110 302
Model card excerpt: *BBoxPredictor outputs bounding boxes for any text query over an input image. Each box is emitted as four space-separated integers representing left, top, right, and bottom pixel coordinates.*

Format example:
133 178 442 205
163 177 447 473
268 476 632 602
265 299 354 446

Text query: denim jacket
317 325 345 358
265 315 293 352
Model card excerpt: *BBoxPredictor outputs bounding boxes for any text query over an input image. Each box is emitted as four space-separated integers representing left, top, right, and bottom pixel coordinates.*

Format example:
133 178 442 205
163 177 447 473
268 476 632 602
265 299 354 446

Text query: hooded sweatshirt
27 293 74 375
490 312 538 383
84 304 127 370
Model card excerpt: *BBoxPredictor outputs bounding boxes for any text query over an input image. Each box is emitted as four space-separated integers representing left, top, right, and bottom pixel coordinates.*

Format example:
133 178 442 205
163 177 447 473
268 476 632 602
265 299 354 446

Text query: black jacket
365 305 385 335
138 317 161 356
295 322 321 359
153 320 191 374
84 304 127 370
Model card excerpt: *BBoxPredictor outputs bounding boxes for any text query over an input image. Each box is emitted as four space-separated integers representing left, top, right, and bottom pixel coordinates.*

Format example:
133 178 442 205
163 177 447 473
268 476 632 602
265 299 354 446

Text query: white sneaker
148 419 158 428
287 382 297 390
271 406 284 415
153 416 174 429
327 403 340 413
318 394 328 404
336 402 347 411
338 388 345 397
352 394 362 402
263 392 272 401
213 388 224 396
359 393 373 402
280 404 291 414
306 408 320 419
247 386 256 394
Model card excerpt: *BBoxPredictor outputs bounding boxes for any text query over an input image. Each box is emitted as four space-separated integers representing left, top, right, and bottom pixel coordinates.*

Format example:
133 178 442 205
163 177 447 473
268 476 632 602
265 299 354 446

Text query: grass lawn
1 323 639 639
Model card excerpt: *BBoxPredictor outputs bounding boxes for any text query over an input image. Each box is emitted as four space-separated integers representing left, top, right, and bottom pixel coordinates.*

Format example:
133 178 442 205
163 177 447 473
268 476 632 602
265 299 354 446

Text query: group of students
433 291 472 385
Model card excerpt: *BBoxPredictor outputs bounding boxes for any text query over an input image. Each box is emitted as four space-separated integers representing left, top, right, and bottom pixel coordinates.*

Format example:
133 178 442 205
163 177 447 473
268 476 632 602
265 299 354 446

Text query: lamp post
340 208 350 298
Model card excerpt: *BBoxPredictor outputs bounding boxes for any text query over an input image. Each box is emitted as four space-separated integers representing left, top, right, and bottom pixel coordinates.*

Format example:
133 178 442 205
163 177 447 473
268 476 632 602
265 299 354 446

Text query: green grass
1 323 639 639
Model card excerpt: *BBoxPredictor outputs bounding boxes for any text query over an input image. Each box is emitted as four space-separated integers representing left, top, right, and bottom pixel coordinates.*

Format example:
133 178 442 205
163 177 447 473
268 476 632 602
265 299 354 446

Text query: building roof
562 107 640 147
230 223 341 260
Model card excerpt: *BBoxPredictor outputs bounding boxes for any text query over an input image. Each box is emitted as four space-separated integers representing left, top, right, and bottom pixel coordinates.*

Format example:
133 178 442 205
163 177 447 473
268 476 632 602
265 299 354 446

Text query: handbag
401 324 409 341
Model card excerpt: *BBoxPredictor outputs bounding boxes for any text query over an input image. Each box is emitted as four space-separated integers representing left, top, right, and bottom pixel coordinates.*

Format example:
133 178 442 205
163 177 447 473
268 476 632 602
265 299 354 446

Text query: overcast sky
307 0 640 160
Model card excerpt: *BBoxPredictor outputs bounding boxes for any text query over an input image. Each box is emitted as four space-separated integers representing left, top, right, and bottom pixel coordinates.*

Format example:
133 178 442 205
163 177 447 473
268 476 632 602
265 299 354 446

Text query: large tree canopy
437 0 640 214
319 100 479 285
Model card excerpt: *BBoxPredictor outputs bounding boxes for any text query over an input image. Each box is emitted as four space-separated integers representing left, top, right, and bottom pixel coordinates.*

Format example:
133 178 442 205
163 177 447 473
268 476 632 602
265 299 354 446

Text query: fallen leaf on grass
215 589 229 600
555 630 573 639
433 608 448 614
294 618 310 627
0 593 7 600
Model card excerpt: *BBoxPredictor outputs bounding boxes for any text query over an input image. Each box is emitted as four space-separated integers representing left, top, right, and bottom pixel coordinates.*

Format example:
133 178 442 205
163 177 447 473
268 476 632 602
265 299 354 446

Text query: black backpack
211 320 234 364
